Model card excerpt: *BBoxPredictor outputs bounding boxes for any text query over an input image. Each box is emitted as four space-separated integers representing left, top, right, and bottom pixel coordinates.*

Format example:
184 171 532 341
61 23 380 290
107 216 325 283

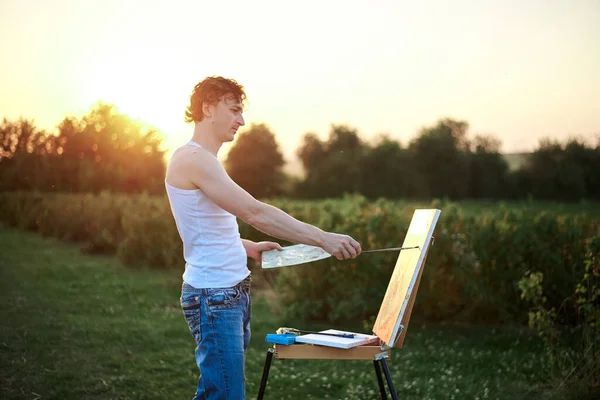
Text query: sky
1 0 599 170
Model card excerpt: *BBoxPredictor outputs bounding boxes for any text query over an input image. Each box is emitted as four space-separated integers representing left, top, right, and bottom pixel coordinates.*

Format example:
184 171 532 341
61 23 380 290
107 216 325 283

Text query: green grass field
1 227 554 399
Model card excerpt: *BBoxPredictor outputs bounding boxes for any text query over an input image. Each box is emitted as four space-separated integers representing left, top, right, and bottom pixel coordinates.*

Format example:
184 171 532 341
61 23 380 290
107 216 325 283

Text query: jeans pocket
206 287 241 310
181 295 202 343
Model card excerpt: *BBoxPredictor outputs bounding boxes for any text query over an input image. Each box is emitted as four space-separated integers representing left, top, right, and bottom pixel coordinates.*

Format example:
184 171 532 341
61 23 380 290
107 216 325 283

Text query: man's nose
239 115 245 126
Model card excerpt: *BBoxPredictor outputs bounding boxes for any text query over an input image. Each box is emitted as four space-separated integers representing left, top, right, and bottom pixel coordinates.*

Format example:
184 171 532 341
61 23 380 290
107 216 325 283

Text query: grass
1 226 553 399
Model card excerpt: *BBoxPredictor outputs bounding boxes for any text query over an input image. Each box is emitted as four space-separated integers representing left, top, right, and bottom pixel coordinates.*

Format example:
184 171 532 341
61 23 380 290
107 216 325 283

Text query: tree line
1 103 599 201
227 119 599 201
0 103 165 194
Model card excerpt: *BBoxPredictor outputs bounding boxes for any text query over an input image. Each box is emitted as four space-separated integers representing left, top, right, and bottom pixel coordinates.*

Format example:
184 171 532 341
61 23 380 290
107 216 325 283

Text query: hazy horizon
1 0 598 167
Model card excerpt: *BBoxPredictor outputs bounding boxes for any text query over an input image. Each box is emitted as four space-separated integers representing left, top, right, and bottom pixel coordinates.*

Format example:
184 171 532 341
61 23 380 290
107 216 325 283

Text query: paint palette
262 244 331 269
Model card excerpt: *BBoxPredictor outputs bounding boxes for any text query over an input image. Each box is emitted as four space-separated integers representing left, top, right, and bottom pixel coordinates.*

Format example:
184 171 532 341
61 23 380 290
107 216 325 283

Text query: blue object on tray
266 333 297 345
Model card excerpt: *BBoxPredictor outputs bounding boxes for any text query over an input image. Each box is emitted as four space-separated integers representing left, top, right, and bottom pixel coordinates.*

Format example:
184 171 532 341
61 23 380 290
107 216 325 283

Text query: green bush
117 194 183 268
518 237 600 398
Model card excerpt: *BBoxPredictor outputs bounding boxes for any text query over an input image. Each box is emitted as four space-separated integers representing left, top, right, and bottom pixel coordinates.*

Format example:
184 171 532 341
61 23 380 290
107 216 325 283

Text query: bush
518 237 600 398
1 191 599 327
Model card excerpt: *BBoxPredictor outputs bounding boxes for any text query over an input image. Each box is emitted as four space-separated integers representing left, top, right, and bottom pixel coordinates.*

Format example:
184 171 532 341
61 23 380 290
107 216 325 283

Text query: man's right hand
321 232 362 260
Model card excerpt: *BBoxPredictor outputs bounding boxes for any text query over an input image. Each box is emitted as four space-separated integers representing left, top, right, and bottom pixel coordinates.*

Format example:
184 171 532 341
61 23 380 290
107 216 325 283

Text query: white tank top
165 141 249 289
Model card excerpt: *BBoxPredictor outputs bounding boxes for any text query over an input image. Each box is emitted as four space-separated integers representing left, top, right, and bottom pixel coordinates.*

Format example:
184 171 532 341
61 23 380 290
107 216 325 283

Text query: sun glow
85 48 193 139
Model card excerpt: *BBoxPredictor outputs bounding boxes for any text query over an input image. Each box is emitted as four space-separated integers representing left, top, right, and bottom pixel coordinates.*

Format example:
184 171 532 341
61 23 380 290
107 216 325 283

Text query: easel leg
380 358 398 400
373 360 387 400
257 348 274 400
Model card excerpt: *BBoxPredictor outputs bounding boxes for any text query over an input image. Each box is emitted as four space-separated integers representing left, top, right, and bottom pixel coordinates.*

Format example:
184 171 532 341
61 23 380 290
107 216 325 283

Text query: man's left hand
247 241 283 263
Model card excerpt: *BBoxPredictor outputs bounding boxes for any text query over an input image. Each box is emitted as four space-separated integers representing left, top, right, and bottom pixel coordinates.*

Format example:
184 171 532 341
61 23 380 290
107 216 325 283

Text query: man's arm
186 150 360 260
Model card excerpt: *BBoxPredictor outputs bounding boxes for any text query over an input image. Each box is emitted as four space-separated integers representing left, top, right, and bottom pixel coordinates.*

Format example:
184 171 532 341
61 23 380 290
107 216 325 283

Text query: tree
517 137 599 201
295 132 325 198
224 123 285 198
296 124 366 198
53 102 166 193
358 134 426 199
467 134 509 199
0 117 48 158
409 118 471 199
562 137 600 199
0 118 52 190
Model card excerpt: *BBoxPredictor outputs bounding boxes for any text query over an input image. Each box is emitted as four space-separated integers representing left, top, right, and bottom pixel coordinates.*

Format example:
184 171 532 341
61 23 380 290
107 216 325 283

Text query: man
165 76 362 399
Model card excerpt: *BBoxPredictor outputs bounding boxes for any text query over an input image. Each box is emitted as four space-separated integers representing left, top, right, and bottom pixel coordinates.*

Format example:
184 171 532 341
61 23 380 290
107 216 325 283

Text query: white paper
294 329 379 349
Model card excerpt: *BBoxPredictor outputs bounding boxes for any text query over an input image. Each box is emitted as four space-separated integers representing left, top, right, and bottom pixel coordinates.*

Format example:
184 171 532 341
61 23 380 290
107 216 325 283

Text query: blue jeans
180 274 252 400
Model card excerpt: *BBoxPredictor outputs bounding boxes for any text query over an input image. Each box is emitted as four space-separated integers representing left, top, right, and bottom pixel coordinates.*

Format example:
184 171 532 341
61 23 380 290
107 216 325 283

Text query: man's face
211 95 245 142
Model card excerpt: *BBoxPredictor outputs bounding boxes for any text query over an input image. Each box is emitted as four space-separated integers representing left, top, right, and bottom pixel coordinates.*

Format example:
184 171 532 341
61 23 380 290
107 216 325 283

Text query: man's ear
202 102 213 118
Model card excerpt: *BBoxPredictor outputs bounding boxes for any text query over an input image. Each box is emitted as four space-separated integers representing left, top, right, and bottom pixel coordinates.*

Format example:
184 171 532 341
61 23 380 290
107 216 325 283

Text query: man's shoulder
170 146 210 164
170 146 227 180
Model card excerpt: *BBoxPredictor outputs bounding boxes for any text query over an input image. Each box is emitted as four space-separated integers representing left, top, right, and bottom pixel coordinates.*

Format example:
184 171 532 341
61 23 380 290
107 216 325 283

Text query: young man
165 76 362 399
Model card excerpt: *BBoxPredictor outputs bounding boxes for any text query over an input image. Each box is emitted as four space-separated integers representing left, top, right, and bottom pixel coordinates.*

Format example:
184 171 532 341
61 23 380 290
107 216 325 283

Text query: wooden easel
257 209 440 400
258 343 396 400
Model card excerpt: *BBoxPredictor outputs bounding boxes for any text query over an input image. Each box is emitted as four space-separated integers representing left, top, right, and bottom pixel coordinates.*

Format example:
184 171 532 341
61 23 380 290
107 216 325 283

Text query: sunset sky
1 0 598 168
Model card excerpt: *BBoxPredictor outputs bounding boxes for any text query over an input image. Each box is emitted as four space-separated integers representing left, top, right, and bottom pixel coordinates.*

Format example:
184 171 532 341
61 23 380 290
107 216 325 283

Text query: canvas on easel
374 209 440 349
257 209 441 400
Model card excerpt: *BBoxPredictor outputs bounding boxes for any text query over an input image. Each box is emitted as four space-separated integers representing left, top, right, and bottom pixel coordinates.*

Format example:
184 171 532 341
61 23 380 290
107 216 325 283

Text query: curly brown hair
184 76 247 123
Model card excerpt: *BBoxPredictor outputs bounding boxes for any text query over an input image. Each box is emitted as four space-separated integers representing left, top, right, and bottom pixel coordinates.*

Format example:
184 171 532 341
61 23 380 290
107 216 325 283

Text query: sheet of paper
294 329 379 349
262 244 331 269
